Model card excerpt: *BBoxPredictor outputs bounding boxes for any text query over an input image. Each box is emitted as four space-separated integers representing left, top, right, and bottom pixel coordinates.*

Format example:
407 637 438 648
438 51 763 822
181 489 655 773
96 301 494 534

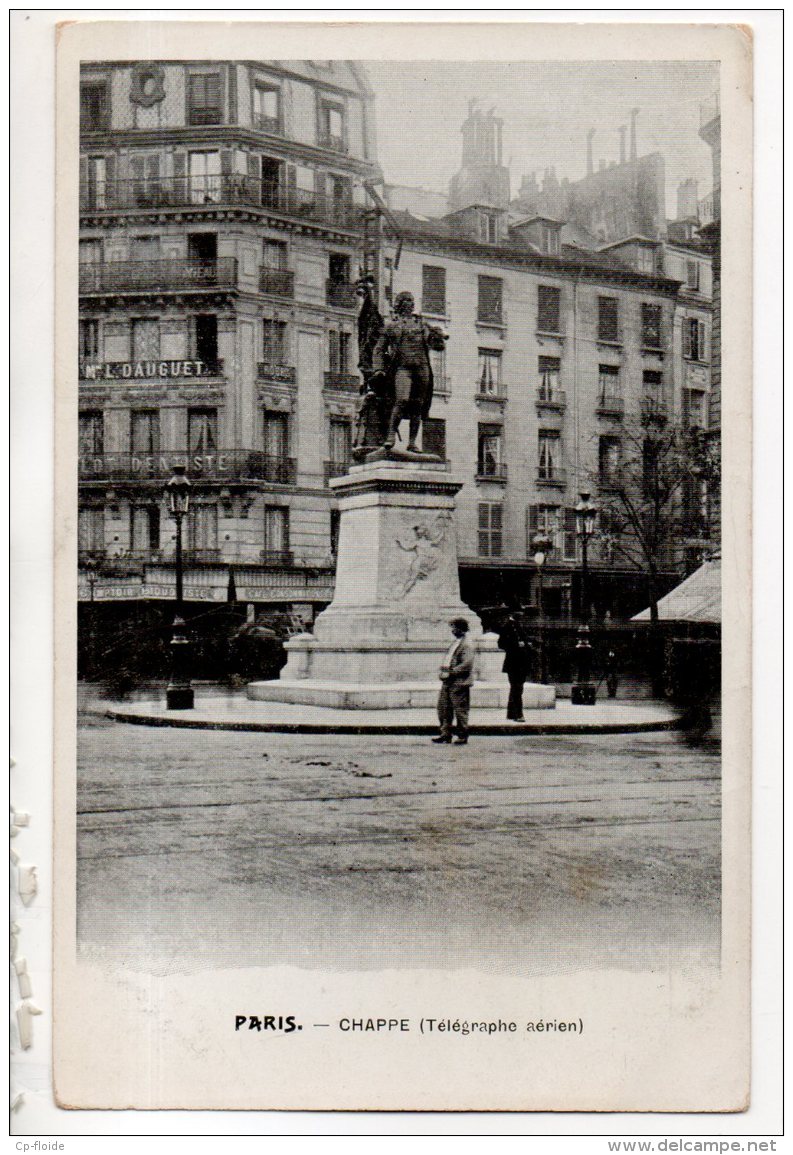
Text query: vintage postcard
46 18 751 1114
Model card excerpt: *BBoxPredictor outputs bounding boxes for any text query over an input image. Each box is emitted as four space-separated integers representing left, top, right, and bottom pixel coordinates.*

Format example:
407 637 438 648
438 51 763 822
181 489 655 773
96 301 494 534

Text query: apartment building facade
78 60 379 618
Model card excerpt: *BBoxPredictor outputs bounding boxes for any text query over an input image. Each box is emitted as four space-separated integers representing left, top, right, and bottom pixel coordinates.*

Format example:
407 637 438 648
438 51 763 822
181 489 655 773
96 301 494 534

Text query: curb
102 708 683 737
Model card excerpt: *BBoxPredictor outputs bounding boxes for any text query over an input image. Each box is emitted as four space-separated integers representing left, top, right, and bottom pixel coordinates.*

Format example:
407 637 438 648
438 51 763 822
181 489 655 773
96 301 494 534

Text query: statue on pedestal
370 291 447 452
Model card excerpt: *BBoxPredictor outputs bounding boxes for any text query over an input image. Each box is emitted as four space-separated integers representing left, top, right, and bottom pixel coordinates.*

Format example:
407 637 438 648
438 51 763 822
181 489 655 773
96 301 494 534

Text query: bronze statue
353 275 389 453
370 291 447 452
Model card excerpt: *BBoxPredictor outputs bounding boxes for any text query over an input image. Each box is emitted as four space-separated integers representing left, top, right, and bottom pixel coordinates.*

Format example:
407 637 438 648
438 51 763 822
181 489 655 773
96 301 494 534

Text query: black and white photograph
37 18 754 1117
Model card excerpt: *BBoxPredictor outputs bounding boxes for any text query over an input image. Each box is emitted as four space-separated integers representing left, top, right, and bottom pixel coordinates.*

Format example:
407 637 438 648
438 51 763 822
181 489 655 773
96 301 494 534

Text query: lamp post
531 533 553 684
571 491 598 705
165 465 194 710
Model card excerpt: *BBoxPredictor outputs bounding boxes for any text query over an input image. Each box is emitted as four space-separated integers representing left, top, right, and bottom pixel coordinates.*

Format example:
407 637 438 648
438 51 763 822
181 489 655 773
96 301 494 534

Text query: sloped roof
632 559 721 623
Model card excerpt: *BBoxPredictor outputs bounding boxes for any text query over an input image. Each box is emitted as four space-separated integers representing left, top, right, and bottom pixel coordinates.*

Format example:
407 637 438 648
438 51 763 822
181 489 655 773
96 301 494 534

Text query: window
538 356 561 400
327 174 353 223
422 418 446 459
683 318 707 361
187 72 222 126
187 232 216 263
599 436 621 483
429 346 447 393
264 410 290 459
329 417 352 467
264 505 290 558
477 276 503 325
130 318 159 362
80 81 109 131
188 409 218 454
642 438 660 498
194 314 218 362
641 303 663 349
684 389 707 428
130 410 160 454
79 238 102 264
540 223 560 256
254 83 281 131
537 285 562 333
260 157 284 207
422 265 446 315
129 153 161 206
642 369 663 398
130 505 160 553
329 329 351 373
79 411 104 456
188 503 219 551
262 319 288 364
528 505 576 559
188 151 221 204
85 156 108 209
78 507 104 553
598 364 621 404
79 319 99 361
597 296 620 342
477 349 502 394
538 430 561 481
328 252 350 284
319 99 345 149
686 260 700 290
636 246 656 274
478 502 503 558
263 240 287 270
477 211 498 245
477 425 503 477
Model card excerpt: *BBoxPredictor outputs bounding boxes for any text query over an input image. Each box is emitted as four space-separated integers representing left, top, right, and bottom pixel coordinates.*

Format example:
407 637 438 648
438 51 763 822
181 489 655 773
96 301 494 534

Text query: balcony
433 376 451 397
324 460 351 483
79 450 296 485
536 468 566 488
596 394 625 418
317 132 347 153
79 258 238 295
259 267 294 297
80 358 224 382
323 370 359 392
641 397 668 424
254 114 283 135
476 461 508 483
535 387 566 411
257 361 296 384
475 383 507 403
326 280 358 309
260 549 294 566
79 176 363 230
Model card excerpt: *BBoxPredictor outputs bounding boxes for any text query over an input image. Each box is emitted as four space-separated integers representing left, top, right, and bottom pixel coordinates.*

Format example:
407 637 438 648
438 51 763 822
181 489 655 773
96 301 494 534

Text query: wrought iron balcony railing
79 175 363 229
254 114 283 135
323 370 360 391
536 387 567 410
596 394 625 417
325 280 358 308
79 258 238 294
317 132 347 153
257 361 296 384
476 461 508 482
536 467 567 487
79 450 296 485
260 549 294 566
475 382 507 401
641 397 668 423
259 267 295 297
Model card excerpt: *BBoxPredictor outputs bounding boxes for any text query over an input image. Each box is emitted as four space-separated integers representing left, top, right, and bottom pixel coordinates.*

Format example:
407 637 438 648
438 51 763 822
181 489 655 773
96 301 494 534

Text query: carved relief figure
395 513 451 596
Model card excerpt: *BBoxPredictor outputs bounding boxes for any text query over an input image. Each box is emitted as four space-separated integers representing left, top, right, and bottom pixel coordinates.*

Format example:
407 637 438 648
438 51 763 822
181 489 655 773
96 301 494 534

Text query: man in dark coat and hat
370 290 447 452
497 612 535 722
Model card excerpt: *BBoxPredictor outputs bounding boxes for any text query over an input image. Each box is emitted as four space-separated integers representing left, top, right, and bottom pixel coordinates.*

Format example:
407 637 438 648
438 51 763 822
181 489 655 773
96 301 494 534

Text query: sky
363 60 719 217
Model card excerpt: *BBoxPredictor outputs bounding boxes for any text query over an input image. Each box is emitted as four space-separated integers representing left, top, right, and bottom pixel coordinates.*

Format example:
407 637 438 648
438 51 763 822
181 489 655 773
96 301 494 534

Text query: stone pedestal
247 458 555 710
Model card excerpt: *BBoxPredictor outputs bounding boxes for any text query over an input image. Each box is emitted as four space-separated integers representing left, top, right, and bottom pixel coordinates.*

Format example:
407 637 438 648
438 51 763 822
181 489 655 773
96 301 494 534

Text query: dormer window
318 98 346 152
480 211 499 245
636 246 656 274
254 83 281 134
540 222 560 255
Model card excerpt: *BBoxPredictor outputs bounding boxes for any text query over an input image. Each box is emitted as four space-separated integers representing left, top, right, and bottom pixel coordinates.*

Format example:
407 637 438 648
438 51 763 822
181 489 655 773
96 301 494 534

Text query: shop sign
80 360 219 381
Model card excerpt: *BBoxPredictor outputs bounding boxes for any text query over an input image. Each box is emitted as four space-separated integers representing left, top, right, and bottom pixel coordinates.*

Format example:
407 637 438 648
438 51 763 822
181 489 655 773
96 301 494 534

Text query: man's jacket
442 636 477 687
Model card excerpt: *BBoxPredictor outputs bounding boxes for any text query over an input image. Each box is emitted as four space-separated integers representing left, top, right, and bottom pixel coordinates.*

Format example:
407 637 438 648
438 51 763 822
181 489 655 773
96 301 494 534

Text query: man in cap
432 618 476 745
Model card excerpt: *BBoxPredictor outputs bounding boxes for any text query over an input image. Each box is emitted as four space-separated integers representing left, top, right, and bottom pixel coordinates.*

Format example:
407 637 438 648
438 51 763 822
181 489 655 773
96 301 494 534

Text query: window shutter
220 150 233 175
173 152 187 202
527 505 539 555
79 156 88 209
315 170 327 213
564 508 577 559
683 319 692 359
247 152 259 178
700 321 708 361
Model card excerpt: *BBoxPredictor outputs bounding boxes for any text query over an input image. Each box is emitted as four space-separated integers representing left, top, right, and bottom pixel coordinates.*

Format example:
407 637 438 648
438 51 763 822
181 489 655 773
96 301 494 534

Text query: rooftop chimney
629 108 639 160
586 128 595 176
619 125 627 165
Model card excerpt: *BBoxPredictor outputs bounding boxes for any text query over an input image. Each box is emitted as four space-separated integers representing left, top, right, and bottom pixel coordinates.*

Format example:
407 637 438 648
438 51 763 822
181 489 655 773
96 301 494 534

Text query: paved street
77 716 721 976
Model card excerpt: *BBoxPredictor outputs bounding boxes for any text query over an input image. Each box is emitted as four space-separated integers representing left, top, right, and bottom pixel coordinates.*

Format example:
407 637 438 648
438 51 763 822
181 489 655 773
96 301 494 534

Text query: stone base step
247 679 555 711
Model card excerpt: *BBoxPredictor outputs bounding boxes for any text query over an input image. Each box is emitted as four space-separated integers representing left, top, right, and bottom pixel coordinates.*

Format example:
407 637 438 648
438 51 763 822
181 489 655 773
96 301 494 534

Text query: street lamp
165 465 194 710
531 532 553 684
571 491 598 705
